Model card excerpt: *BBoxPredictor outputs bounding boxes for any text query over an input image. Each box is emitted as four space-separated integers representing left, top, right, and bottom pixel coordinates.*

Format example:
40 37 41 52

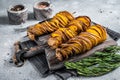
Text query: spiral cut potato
27 11 74 40
56 24 107 61
48 16 91 49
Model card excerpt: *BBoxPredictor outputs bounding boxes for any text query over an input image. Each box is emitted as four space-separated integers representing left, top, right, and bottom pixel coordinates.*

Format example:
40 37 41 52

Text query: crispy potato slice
96 24 107 41
77 36 92 50
76 16 91 27
61 49 69 59
80 32 96 46
90 26 103 39
27 32 35 40
86 28 100 37
69 25 78 32
59 11 74 21
68 20 84 32
68 40 83 53
48 38 60 49
56 48 63 61
56 14 68 25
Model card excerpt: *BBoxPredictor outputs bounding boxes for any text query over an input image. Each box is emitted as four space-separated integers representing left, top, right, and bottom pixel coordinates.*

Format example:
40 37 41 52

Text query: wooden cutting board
35 34 117 70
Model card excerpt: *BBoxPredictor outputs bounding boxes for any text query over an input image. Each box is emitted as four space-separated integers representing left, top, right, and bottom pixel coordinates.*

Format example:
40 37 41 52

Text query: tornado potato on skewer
56 24 107 61
48 16 91 49
27 11 74 40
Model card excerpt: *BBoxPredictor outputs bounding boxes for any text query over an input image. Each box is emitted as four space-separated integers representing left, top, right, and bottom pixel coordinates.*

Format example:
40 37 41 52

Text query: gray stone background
0 0 120 80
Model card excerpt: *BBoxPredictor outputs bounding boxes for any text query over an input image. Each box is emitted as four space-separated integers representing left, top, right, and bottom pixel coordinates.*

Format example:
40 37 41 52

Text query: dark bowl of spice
10 5 25 11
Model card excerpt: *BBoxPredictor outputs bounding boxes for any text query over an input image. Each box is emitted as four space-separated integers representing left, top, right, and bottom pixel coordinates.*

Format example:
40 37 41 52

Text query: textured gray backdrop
0 0 120 80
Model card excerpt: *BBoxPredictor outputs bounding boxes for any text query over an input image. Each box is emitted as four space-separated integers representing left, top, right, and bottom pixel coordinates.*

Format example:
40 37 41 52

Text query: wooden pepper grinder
7 4 28 25
33 1 52 21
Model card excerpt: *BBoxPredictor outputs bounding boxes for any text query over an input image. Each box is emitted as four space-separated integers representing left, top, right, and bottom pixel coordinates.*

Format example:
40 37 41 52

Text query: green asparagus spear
64 46 120 77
